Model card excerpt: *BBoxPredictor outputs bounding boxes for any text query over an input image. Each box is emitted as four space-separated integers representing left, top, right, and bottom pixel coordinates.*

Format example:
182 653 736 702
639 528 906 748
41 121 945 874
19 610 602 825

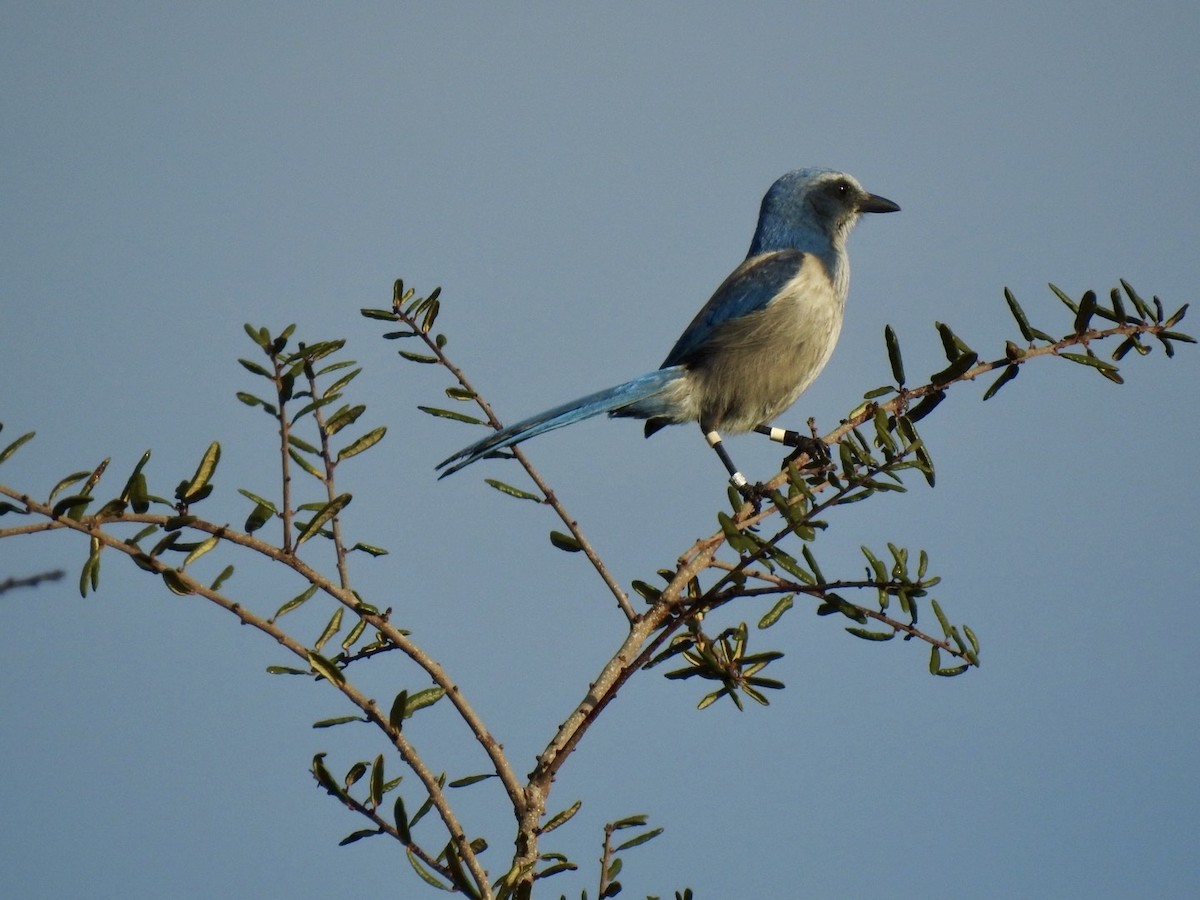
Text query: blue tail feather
436 367 684 477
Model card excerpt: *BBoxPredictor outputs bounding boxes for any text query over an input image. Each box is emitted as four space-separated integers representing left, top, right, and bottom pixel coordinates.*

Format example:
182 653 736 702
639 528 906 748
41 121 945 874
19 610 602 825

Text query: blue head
747 168 899 279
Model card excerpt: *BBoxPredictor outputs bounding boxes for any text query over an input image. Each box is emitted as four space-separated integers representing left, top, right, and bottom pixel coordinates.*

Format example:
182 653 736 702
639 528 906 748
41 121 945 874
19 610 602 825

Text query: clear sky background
2 4 1198 899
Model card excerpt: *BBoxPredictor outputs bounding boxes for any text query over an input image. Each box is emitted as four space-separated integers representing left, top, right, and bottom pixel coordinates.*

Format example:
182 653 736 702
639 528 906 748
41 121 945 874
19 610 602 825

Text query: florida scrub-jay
436 168 899 491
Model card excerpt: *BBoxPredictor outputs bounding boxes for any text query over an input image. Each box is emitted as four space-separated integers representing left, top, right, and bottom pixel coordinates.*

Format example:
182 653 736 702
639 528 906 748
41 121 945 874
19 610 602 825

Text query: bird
436 168 899 493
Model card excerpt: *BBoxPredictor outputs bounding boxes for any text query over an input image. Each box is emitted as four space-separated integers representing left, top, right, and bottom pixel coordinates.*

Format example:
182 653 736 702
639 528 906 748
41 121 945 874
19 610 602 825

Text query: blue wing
659 249 809 368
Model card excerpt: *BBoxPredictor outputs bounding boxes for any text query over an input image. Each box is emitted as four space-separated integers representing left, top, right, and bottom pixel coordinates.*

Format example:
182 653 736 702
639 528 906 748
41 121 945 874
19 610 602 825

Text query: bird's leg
753 423 829 467
704 428 767 505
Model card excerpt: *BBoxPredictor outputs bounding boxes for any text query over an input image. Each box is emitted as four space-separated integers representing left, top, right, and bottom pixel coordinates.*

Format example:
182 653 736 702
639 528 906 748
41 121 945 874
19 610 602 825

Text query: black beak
860 191 900 214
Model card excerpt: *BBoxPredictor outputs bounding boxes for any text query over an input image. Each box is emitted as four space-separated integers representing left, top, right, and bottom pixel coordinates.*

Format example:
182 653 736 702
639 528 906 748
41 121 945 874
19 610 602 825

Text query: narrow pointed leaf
982 364 1020 401
758 594 794 629
1004 288 1054 342
369 754 384 808
930 351 979 386
238 358 272 378
176 442 221 504
312 715 361 729
884 325 905 384
398 350 438 364
313 607 343 653
541 800 582 834
162 568 193 596
273 584 318 621
407 686 446 713
182 534 219 569
210 565 234 591
1073 289 1097 333
614 828 664 852
296 493 351 545
389 690 409 730
484 479 541 501
394 796 412 843
338 829 380 846
418 405 485 425
307 650 345 684
338 426 387 461
1049 282 1079 313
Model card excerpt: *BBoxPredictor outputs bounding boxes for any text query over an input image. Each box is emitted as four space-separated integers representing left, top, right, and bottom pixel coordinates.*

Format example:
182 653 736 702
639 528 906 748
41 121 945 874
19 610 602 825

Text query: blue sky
2 4 1198 898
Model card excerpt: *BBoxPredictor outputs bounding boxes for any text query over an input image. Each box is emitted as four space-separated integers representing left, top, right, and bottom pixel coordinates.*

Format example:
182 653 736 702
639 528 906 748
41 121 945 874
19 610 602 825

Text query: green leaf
394 796 412 843
449 773 497 788
1163 302 1190 328
312 715 361 729
845 627 895 641
541 800 582 834
369 754 384 808
210 565 234 591
631 580 662 603
982 364 1020 401
1049 282 1079 314
273 584 318 621
406 848 450 891
445 386 476 401
323 403 365 436
757 594 794 629
610 814 649 830
549 530 583 552
934 322 973 361
1058 351 1122 383
935 664 970 677
360 307 401 321
266 665 309 675
0 431 35 465
324 367 362 398
407 686 446 713
389 690 409 730
296 493 351 545
930 351 979 386
341 617 367 653
182 534 219 569
238 358 272 378
351 542 389 556
245 501 274 534
484 479 541 501
398 349 439 364
162 568 194 596
717 512 758 555
907 390 945 423
1003 288 1054 342
338 829 380 846
118 451 153 511
175 442 221 504
884 325 905 385
614 828 663 852
79 548 100 598
307 650 345 685
287 434 320 455
49 470 91 504
51 494 92 518
243 322 270 349
338 426 387 461
1121 279 1154 319
418 405 485 425
1073 289 1097 333
313 607 343 653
